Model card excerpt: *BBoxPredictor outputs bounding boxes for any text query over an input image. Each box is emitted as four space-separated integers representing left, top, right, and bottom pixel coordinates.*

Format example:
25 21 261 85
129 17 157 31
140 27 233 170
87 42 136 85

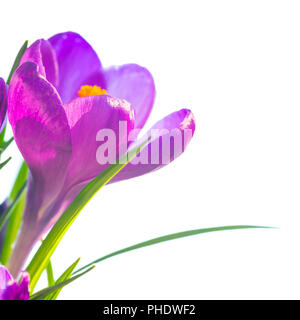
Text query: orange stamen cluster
78 85 107 97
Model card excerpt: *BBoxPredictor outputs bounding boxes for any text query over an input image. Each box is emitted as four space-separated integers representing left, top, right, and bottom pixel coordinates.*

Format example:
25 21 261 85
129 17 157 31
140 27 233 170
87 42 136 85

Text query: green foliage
74 225 270 275
0 162 28 264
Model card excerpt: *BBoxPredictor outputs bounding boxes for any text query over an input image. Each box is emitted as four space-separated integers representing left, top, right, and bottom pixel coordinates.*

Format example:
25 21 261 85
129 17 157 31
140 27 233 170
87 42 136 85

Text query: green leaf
9 161 28 201
0 157 11 170
7 40 28 85
44 258 80 300
26 139 150 292
30 265 94 300
0 182 26 232
74 225 271 275
0 127 6 146
0 162 28 264
46 260 55 287
0 137 14 155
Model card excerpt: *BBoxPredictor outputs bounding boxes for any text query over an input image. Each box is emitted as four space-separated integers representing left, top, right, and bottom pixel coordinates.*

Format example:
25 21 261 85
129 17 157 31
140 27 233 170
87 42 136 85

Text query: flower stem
7 224 36 278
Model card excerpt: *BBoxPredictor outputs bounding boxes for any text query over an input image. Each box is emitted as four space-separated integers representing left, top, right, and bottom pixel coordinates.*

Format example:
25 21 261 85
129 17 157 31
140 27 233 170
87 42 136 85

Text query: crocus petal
20 39 59 88
7 62 72 219
14 272 30 300
35 95 135 233
0 265 12 288
48 32 102 104
0 78 7 133
0 266 29 300
39 95 135 229
63 95 134 187
109 109 195 183
105 64 155 129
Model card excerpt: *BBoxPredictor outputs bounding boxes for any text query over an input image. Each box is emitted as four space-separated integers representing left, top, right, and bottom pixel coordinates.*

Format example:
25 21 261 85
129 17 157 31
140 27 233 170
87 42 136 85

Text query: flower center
78 85 107 97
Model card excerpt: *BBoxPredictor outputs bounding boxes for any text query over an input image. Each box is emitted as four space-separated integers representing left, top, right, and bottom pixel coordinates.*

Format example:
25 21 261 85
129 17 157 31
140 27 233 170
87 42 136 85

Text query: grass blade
0 127 5 147
45 258 80 300
30 266 94 300
7 40 28 85
9 161 28 201
0 157 11 170
46 260 55 287
74 225 271 275
0 162 28 264
0 137 14 154
0 182 26 232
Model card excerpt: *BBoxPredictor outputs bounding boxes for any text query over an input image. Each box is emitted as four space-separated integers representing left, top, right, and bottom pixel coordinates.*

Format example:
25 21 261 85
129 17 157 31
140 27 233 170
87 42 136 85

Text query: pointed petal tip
178 108 196 131
20 39 59 87
48 31 102 104
7 61 64 128
109 107 196 183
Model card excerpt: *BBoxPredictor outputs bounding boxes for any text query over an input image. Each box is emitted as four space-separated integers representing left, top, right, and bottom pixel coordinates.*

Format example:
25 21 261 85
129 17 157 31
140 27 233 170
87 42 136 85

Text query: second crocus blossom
7 32 195 277
0 78 7 134
0 265 29 300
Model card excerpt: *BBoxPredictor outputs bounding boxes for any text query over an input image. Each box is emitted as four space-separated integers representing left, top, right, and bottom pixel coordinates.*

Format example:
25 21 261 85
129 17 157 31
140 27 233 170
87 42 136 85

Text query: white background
0 0 300 299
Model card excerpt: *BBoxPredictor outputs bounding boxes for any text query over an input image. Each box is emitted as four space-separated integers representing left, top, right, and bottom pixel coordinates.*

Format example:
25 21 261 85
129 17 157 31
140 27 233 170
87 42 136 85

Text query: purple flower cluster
0 32 195 287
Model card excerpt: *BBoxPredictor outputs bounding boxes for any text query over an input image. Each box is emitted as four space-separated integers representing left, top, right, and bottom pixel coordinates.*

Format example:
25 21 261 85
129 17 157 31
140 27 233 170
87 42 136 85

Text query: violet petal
48 32 102 104
110 109 195 183
105 64 155 129
20 39 59 88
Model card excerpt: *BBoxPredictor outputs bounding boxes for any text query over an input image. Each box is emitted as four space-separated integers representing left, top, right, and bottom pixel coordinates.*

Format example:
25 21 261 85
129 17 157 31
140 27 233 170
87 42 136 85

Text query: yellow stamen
78 85 107 97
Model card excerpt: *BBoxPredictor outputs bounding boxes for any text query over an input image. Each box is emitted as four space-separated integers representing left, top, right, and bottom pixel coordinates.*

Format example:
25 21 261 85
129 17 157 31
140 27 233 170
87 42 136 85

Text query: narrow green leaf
46 260 55 287
0 182 26 231
27 139 150 292
74 225 271 275
0 157 11 170
0 127 6 146
0 137 14 154
9 161 28 201
7 40 28 85
45 258 80 300
30 266 94 300
0 162 28 264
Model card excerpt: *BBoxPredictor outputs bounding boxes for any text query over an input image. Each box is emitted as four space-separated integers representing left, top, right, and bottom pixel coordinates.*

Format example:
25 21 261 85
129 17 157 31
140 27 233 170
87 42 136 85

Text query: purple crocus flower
0 78 7 133
7 32 195 276
0 265 29 300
